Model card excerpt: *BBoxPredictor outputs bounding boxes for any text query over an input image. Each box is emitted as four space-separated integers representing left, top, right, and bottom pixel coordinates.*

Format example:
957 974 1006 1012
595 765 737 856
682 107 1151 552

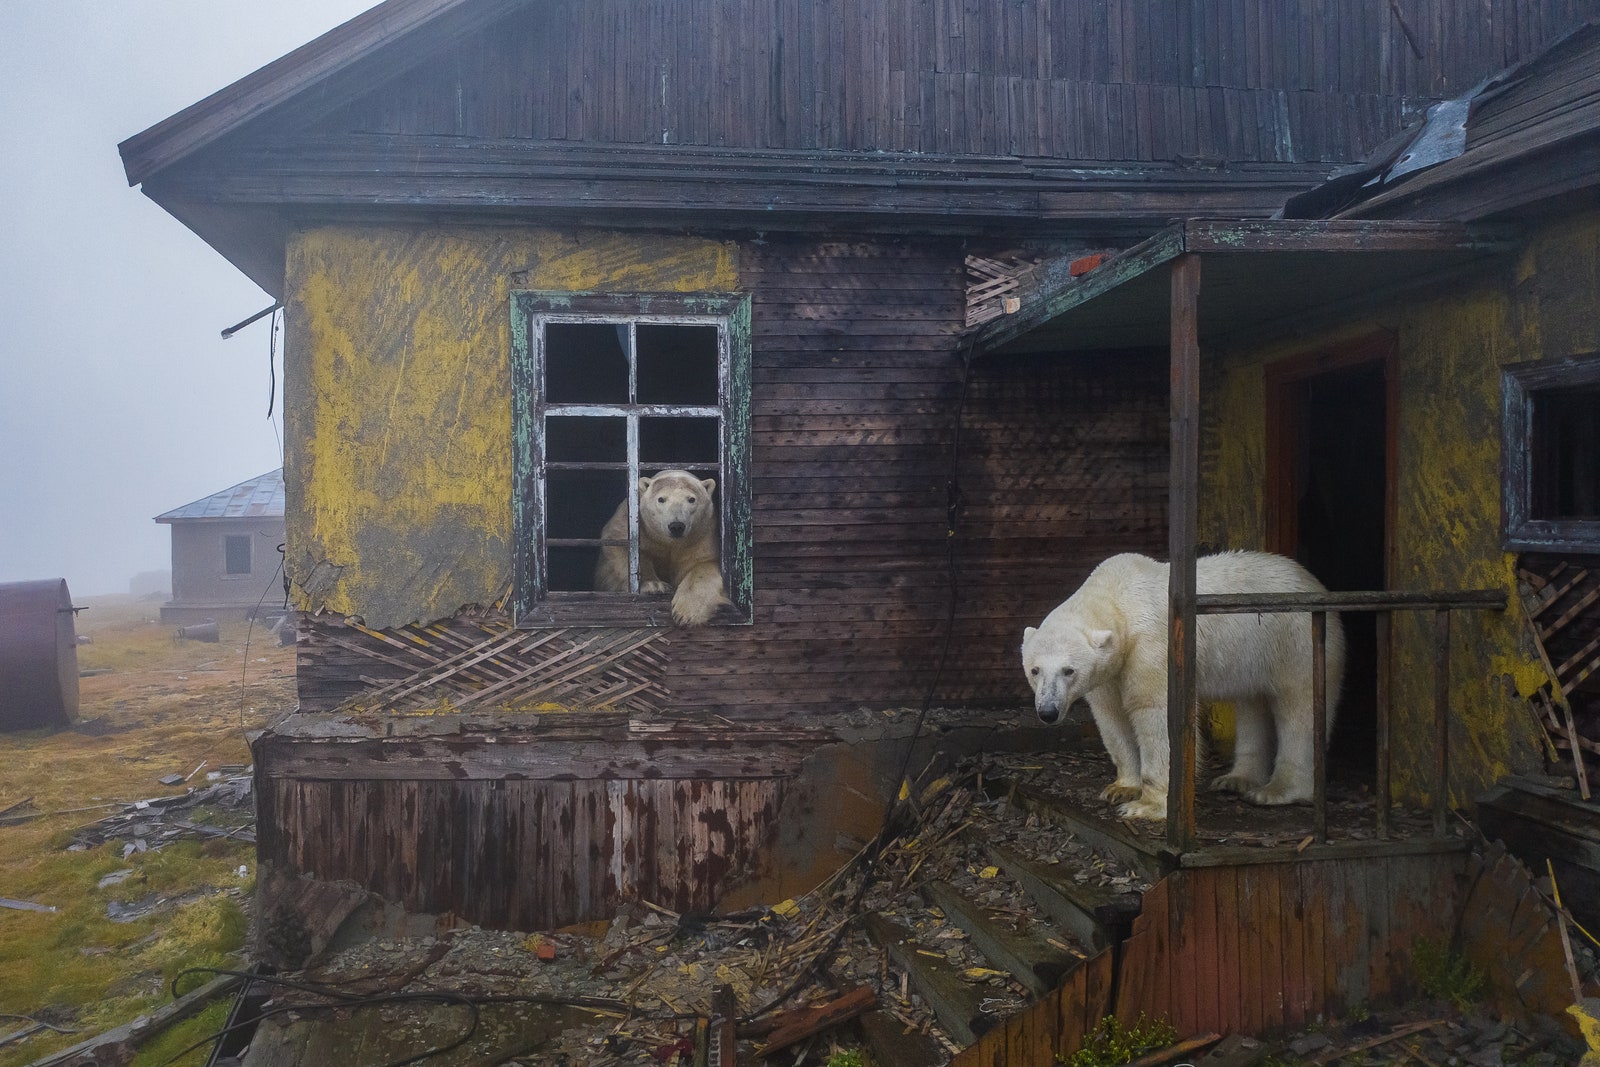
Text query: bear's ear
638 477 653 493
700 477 716 494
1088 629 1115 650
1022 626 1037 643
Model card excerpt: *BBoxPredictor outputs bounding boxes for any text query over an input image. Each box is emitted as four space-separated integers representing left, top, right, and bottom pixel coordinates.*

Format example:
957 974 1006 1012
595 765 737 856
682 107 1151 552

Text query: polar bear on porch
594 469 731 626
1020 551 1344 821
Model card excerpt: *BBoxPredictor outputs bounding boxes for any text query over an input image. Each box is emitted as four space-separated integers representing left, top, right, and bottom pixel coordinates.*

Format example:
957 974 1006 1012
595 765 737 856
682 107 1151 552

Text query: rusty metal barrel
0 579 80 731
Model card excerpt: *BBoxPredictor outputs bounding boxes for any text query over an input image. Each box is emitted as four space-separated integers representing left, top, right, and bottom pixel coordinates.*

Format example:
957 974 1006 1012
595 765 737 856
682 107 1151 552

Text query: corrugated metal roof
155 469 284 523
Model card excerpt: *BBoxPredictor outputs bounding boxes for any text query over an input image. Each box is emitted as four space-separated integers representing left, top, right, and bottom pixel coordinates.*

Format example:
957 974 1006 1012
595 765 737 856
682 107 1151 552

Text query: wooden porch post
1167 251 1201 852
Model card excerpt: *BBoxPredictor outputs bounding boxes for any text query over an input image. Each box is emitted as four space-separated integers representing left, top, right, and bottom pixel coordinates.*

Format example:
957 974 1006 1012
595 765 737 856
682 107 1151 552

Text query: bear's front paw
671 601 717 626
1245 782 1311 806
640 580 672 594
1117 796 1167 821
1099 782 1143 804
1209 773 1263 795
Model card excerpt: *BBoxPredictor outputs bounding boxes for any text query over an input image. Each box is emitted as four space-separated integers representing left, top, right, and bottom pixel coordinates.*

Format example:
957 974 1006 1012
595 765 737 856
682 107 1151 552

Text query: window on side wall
224 534 252 576
510 292 752 627
1502 354 1600 552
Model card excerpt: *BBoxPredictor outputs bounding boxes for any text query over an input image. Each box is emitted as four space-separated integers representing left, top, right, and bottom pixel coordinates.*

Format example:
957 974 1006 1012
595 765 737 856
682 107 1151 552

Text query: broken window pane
640 416 720 469
1532 384 1600 519
546 469 627 543
547 415 626 464
547 545 601 593
546 323 629 403
637 324 718 405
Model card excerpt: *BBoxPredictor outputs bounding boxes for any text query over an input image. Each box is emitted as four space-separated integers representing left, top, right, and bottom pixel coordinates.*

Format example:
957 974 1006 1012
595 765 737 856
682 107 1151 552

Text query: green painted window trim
510 290 753 627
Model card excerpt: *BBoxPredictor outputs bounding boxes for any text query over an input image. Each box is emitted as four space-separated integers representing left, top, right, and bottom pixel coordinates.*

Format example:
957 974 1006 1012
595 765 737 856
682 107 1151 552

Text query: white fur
594 469 730 626
1020 551 1344 821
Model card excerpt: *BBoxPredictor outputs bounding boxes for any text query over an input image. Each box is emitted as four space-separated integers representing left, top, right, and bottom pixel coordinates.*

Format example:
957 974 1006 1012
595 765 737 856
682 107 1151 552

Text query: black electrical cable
159 967 686 1067
266 307 278 420
739 336 981 1024
239 555 287 732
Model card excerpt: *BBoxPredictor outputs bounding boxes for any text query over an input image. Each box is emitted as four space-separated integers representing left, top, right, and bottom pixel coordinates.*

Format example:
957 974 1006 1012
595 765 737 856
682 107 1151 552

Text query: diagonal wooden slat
325 611 672 715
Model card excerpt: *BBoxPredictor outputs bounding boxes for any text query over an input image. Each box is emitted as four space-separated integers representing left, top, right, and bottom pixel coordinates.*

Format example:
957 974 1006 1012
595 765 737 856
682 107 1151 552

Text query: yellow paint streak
284 225 738 628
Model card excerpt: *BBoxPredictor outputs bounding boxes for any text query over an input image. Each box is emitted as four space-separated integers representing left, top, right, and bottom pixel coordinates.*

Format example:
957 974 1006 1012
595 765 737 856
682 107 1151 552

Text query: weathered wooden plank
864 913 993 1047
987 842 1138 952
922 880 1082 996
1207 865 1241 1034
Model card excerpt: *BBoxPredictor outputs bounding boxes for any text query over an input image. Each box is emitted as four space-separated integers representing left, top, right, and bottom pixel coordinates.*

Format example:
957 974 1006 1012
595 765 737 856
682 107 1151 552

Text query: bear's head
1020 624 1116 726
638 469 717 543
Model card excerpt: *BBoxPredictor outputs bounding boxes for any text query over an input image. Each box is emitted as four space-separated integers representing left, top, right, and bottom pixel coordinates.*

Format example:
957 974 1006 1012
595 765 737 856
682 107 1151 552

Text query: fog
0 1 378 596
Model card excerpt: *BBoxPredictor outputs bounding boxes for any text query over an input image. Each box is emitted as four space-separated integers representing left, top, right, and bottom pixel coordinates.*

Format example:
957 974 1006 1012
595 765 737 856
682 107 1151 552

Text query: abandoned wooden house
154 468 287 623
119 0 1600 1058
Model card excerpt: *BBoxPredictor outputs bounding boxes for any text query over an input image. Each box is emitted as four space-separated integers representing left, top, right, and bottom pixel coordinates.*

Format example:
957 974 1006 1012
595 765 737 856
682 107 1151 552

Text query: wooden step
998 781 1165 880
863 913 999 1047
985 841 1142 952
920 879 1083 997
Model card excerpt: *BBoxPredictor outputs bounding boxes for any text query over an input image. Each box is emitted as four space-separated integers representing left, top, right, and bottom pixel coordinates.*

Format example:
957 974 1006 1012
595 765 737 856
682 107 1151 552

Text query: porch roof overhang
972 218 1522 356
969 216 1522 854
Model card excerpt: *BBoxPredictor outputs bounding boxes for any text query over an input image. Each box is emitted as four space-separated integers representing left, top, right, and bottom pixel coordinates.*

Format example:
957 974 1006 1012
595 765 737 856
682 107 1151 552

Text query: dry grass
0 596 295 1066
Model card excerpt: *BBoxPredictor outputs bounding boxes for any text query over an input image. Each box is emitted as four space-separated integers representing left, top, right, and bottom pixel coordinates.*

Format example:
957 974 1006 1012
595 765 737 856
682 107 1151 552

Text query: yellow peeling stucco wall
283 226 738 630
1202 209 1600 802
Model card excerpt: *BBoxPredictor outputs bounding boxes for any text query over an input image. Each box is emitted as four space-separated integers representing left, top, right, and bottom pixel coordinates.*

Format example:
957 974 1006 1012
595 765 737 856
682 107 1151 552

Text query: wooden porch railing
1166 589 1507 852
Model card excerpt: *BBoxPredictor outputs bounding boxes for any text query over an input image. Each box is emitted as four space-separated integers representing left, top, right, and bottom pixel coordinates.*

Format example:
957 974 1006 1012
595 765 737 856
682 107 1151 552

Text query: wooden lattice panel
1517 553 1600 793
297 610 670 715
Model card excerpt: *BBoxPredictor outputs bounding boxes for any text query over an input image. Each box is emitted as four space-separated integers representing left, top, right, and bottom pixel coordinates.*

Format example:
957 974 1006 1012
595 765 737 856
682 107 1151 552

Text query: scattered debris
0 796 39 826
96 869 134 890
0 897 56 914
64 774 254 853
22 972 241 1067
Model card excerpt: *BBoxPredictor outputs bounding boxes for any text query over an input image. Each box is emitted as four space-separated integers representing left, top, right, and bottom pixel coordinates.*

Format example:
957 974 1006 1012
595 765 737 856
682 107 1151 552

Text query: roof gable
119 0 531 185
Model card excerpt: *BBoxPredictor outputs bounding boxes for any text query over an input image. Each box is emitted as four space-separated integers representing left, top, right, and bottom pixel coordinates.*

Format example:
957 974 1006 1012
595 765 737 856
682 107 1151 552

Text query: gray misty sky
0 1 378 597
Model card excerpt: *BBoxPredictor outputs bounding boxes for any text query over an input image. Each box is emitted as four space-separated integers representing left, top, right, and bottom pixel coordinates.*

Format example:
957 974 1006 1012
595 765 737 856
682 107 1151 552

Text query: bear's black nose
1037 704 1062 726
668 521 686 538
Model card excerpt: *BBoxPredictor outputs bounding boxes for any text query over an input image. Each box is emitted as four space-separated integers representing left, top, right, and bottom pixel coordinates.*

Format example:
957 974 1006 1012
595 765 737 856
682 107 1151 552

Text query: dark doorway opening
1267 338 1394 782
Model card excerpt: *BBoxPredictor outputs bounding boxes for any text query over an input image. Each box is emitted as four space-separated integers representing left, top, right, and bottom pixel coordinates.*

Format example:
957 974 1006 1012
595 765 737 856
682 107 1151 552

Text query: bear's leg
670 561 731 626
1211 696 1274 794
1085 690 1142 804
594 501 633 592
637 555 671 595
1246 696 1316 806
1117 703 1170 821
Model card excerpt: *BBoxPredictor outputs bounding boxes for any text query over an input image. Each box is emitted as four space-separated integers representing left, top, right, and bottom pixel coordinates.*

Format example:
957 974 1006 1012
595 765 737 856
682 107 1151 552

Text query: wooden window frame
1502 353 1600 552
223 534 253 578
510 291 753 627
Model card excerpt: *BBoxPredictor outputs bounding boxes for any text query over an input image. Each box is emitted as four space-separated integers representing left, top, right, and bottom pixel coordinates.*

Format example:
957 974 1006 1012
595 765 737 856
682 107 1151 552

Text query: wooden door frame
1263 332 1399 587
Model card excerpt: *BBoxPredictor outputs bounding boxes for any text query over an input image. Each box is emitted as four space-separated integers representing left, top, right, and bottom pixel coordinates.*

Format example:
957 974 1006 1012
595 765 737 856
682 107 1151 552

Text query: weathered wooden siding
1199 209 1600 801
288 227 1171 716
656 245 1170 716
948 948 1114 1067
258 775 781 929
1114 852 1464 1035
314 0 1600 164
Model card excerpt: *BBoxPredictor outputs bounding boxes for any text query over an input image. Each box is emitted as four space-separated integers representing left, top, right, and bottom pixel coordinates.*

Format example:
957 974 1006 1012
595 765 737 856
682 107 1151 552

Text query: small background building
154 469 285 624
